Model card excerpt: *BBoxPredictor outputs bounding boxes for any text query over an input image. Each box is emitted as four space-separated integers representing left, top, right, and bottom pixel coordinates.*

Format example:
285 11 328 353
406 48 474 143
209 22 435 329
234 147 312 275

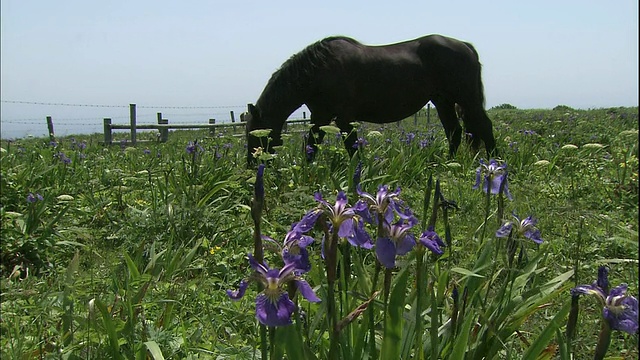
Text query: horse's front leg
305 123 326 161
433 100 462 156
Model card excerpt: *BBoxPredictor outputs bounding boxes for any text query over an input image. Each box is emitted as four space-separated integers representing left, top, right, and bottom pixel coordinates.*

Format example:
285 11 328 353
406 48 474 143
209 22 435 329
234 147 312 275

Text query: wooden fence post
103 118 112 145
130 103 137 145
230 111 237 132
46 116 55 142
157 113 169 142
414 112 418 126
209 119 216 136
426 103 431 127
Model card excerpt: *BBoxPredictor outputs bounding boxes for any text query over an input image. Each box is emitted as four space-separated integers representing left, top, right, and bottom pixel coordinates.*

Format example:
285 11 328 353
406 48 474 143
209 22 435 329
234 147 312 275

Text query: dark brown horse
245 34 496 165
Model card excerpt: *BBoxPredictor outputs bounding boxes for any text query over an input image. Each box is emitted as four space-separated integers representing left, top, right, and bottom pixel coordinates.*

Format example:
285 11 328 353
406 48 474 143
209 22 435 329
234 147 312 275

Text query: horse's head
245 104 282 167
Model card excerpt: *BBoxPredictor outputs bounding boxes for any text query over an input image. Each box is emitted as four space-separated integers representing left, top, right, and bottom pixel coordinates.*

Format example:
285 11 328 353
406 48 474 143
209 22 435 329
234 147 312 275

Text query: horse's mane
257 36 359 113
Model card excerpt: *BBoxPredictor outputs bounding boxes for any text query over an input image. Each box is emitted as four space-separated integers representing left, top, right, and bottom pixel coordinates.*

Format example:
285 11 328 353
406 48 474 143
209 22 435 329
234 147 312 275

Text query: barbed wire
1 100 245 109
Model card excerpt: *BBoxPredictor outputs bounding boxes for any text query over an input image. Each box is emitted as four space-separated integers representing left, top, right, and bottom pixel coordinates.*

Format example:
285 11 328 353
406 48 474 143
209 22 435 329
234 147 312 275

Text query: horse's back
304 34 483 123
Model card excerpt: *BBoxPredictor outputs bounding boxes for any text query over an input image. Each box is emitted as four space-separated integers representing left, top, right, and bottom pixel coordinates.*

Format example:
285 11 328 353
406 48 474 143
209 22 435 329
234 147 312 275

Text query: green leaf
123 252 140 281
277 324 307 360
95 299 123 360
144 341 165 360
449 308 474 360
451 267 485 279
522 300 571 360
381 270 408 360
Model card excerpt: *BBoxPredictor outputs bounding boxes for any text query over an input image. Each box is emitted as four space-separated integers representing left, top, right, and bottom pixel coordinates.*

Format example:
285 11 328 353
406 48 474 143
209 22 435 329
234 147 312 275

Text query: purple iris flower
354 184 404 225
403 132 416 144
313 191 357 238
227 254 320 327
375 211 418 268
186 141 204 154
418 226 446 255
571 266 638 334
305 145 315 155
495 213 543 244
280 230 315 274
26 193 44 203
55 152 71 164
292 191 371 250
352 137 368 149
473 159 512 200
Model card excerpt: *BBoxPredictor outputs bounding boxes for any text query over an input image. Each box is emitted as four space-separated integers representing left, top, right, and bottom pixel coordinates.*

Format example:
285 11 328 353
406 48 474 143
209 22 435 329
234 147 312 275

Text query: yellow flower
136 199 149 206
209 246 222 255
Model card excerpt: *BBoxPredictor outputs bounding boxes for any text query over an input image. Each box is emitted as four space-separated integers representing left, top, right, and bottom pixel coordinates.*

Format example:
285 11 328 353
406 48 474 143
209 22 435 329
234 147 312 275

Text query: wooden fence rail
102 104 310 145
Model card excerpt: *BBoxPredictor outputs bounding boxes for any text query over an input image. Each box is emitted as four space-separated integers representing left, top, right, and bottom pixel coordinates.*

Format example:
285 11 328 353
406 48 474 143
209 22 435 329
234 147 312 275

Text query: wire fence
1 100 243 109
1 100 309 123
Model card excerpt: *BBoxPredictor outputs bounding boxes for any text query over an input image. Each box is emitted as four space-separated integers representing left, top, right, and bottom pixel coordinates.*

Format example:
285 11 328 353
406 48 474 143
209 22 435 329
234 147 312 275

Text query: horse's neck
256 93 304 132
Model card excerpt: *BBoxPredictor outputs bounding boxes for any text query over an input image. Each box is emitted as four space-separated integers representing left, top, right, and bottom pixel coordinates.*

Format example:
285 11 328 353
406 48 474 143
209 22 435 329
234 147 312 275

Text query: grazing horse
245 34 496 165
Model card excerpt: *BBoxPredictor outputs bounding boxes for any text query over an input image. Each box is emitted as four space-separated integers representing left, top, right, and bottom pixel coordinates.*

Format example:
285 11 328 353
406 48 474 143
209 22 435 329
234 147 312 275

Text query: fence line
6 100 434 143
1 99 244 109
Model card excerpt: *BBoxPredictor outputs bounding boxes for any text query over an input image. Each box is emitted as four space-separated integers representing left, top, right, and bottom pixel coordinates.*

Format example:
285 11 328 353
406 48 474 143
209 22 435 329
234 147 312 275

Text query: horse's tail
464 42 486 109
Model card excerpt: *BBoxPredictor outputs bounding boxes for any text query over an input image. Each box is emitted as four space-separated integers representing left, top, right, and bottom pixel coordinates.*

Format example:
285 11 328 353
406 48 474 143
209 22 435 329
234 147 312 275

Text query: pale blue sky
1 0 638 138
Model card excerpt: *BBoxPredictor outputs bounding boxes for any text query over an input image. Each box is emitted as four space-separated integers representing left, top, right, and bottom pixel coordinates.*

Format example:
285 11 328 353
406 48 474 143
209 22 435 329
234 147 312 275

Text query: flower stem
326 231 340 359
368 261 381 360
414 247 426 360
594 321 612 360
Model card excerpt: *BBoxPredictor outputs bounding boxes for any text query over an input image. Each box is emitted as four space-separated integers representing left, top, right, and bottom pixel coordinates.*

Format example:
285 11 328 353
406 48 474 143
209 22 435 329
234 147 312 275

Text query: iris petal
396 233 416 255
338 218 355 238
473 168 482 190
524 229 543 244
295 279 321 303
376 237 397 268
227 280 249 301
570 284 607 300
496 223 513 238
348 218 374 249
293 209 322 233
255 292 295 327
248 253 269 276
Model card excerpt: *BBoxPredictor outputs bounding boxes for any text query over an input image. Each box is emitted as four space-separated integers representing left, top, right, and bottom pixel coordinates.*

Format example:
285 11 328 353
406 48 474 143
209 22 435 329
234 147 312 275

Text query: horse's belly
351 89 429 123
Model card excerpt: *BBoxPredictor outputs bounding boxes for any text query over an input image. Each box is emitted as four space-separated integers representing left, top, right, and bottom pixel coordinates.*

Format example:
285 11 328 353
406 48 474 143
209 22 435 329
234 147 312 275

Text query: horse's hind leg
432 99 462 156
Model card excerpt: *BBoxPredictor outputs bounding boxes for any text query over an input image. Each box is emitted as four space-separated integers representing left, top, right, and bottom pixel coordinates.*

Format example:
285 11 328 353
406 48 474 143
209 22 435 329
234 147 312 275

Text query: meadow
0 106 638 359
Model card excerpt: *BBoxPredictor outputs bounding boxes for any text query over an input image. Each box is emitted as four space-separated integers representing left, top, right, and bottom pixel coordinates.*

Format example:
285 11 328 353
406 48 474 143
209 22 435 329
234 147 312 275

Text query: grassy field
1 106 638 359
